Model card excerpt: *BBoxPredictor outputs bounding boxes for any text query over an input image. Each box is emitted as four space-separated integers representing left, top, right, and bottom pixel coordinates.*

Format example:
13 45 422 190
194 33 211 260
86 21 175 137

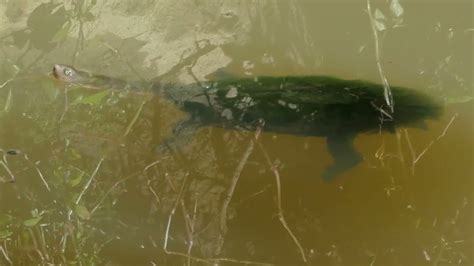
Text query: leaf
68 173 84 187
75 204 91 220
375 8 386 21
374 20 386 31
23 216 43 227
0 230 13 239
73 89 111 105
374 9 387 31
390 0 404 17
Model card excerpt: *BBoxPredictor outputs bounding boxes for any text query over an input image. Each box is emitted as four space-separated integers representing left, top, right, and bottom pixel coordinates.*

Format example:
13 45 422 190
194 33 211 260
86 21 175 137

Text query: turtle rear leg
322 134 362 181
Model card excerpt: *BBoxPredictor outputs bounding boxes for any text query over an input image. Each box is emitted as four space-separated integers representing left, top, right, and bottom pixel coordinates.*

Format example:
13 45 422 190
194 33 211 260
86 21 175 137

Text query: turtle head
53 64 88 83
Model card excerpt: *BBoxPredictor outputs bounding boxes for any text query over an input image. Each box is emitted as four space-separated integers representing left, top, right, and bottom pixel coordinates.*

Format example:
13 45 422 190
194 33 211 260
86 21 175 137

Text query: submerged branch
216 128 259 256
257 141 307 263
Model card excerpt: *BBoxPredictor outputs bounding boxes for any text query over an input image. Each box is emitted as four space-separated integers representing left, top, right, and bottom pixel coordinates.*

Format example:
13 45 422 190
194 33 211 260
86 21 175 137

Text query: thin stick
0 78 13 89
0 161 15 183
123 100 146 137
143 159 162 175
75 158 104 205
367 0 394 112
24 154 50 191
257 142 307 263
216 129 259 255
186 196 199 266
404 113 458 174
164 173 189 252
0 244 12 265
413 114 457 164
147 179 161 207
91 173 136 214
59 86 70 124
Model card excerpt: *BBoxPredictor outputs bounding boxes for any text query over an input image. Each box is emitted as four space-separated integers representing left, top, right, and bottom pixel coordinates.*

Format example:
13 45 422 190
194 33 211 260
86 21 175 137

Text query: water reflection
0 0 472 265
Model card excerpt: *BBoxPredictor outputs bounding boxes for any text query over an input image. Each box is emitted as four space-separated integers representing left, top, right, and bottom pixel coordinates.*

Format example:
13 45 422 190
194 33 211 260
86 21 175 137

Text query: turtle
52 64 442 180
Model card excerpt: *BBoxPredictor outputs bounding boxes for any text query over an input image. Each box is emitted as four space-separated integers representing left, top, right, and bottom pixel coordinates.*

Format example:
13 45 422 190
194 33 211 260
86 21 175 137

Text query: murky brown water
0 0 472 265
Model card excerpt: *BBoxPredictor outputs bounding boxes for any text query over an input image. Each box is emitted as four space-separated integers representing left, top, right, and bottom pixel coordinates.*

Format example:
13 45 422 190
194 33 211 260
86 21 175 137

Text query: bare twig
164 173 189 251
123 100 146 137
186 196 199 266
404 114 458 174
59 86 70 124
367 0 394 113
75 158 104 205
143 159 162 175
0 78 14 89
0 243 12 265
24 154 50 191
91 173 137 214
216 128 260 256
257 141 307 263
147 179 161 207
0 160 15 183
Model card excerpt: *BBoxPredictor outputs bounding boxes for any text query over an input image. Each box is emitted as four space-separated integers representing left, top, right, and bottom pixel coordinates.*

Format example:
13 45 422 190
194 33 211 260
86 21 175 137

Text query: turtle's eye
64 68 73 76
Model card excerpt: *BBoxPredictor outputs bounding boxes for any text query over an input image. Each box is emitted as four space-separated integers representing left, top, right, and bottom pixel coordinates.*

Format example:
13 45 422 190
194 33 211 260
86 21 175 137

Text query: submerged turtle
52 64 442 180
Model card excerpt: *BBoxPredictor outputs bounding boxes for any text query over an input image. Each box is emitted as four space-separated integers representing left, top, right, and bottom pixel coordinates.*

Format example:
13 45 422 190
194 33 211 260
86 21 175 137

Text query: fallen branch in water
215 126 261 256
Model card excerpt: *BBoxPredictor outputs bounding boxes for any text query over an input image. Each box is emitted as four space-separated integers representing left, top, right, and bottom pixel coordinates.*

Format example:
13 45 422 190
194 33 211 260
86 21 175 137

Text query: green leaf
23 216 43 227
0 230 13 239
68 173 85 187
375 8 386 20
74 90 111 105
75 204 91 220
374 9 387 31
390 0 404 17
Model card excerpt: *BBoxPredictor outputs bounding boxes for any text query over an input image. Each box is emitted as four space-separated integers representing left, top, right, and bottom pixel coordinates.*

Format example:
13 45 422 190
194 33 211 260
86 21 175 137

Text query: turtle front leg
322 134 363 181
